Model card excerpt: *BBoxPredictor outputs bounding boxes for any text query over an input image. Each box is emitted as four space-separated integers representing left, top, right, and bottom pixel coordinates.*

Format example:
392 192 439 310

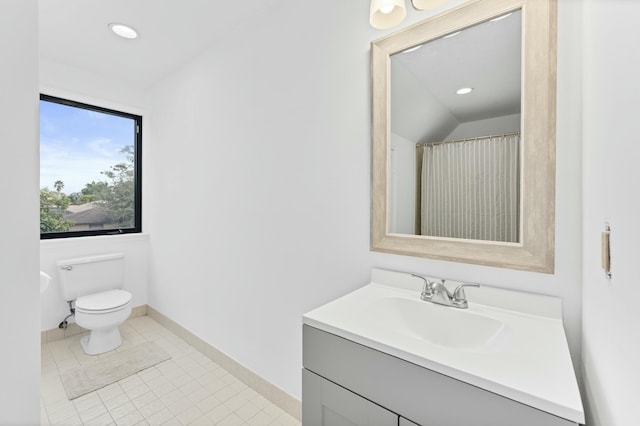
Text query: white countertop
303 268 584 424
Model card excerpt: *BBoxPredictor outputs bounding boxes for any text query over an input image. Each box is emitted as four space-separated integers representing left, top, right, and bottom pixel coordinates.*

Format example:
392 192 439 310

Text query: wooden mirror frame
371 0 557 273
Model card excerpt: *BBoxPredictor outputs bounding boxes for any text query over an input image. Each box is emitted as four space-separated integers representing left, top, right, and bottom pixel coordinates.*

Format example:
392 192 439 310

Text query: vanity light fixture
456 87 473 95
370 0 407 29
108 23 139 40
370 0 451 30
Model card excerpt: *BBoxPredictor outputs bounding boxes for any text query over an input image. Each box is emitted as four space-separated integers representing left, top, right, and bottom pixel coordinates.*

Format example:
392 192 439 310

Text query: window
40 94 142 239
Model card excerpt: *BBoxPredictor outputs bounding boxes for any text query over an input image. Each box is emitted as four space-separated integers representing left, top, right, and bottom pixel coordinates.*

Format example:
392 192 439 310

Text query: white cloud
88 137 119 157
40 137 129 193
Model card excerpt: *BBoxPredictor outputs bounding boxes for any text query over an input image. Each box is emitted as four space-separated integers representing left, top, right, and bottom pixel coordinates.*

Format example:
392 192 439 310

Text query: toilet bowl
57 253 132 355
75 289 132 355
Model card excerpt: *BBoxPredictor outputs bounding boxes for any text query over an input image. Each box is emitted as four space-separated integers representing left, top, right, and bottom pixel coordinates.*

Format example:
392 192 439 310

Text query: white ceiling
391 10 522 143
39 0 275 88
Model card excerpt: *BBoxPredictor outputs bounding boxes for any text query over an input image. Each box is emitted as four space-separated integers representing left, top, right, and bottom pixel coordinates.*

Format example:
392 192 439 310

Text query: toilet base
80 328 123 355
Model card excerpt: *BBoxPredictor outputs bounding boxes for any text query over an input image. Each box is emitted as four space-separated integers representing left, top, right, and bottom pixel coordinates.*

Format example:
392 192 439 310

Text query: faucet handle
411 273 435 301
452 283 480 308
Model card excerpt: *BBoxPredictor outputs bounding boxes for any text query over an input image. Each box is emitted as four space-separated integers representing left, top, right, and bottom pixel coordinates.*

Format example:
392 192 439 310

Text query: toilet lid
75 289 132 312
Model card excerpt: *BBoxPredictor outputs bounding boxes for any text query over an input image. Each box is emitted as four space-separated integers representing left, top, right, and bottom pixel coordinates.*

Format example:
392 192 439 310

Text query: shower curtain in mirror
419 133 520 242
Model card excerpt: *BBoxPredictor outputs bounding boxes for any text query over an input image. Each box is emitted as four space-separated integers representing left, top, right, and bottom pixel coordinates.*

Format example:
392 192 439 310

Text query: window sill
40 233 149 246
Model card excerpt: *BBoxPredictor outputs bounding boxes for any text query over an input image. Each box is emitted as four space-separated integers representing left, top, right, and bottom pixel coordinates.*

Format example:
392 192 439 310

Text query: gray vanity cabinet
302 369 397 425
303 325 579 426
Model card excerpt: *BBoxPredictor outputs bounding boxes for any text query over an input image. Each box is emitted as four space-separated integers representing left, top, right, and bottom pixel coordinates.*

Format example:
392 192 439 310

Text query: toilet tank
56 253 125 301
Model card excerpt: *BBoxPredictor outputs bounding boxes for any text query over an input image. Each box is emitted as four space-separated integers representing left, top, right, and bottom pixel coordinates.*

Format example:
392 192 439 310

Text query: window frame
40 94 143 239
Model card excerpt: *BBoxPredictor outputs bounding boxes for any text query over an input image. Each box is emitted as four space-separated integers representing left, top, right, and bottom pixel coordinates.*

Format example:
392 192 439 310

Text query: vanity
305 0 582 422
302 269 584 425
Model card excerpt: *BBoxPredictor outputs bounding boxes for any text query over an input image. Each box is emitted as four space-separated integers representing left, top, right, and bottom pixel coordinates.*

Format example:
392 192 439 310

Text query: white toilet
57 253 132 355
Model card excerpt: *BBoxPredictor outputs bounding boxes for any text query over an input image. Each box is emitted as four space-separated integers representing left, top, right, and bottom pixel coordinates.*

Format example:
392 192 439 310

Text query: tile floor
41 316 301 426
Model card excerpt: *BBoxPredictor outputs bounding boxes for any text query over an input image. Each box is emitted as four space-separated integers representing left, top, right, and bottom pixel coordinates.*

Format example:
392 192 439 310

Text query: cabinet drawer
303 369 398 426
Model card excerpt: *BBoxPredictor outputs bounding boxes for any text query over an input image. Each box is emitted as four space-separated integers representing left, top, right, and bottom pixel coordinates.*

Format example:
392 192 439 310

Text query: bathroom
1 0 638 424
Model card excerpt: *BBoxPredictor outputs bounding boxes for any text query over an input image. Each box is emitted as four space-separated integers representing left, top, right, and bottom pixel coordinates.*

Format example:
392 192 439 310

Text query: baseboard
146 305 301 421
40 304 148 345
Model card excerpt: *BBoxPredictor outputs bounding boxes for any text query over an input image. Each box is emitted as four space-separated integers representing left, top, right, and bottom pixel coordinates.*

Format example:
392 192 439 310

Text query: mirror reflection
388 10 522 243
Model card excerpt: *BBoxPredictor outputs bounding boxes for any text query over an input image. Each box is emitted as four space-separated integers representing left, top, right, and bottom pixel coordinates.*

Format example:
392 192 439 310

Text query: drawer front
303 369 398 426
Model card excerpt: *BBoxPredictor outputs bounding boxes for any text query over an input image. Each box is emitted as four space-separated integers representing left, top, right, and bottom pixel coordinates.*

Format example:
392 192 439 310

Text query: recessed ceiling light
490 12 513 22
108 23 139 40
456 87 473 95
443 31 462 39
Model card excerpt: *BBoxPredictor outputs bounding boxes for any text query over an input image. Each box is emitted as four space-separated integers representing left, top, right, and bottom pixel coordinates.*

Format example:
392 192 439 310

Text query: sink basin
363 297 508 350
40 271 51 294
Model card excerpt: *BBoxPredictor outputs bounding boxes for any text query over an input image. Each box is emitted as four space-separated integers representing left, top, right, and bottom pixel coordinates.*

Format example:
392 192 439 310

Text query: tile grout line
41 313 301 425
145 305 302 421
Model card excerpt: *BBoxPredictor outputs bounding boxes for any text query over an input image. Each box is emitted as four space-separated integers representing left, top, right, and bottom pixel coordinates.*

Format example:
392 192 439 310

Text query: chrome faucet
430 279 454 306
411 274 479 309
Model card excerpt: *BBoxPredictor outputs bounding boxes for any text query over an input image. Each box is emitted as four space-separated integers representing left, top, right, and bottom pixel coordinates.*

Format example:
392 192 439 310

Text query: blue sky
40 100 134 194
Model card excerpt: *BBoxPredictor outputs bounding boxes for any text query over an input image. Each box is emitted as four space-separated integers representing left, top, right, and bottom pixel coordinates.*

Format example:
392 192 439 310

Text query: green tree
40 187 73 232
54 180 64 194
39 147 136 233
101 146 135 227
68 192 82 204
80 181 109 203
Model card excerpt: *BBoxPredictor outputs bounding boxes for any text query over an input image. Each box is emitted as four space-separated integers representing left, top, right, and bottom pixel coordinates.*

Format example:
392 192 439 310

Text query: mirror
371 0 557 273
390 10 521 242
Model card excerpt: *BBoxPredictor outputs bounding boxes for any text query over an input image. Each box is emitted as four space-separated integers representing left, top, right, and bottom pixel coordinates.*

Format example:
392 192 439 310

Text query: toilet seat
75 289 132 314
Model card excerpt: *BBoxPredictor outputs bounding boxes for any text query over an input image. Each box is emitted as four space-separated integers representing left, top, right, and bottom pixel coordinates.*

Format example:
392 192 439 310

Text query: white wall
40 59 148 109
581 1 640 424
146 0 584 401
0 0 41 423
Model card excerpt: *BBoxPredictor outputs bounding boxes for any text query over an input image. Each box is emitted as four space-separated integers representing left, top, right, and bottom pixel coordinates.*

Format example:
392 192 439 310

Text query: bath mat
60 341 171 400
